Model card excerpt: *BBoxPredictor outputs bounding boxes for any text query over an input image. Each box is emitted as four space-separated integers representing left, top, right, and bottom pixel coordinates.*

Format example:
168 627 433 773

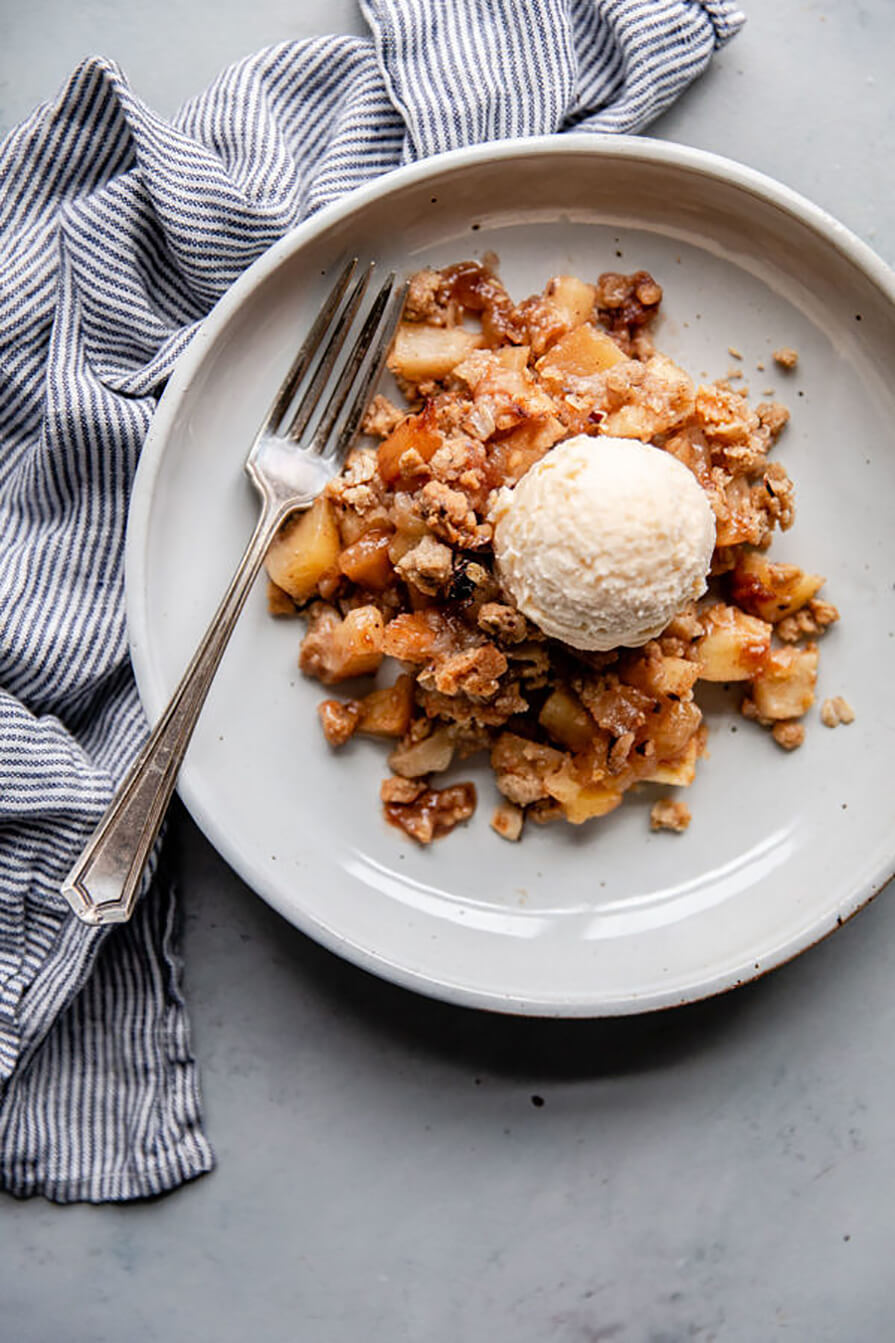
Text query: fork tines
263 258 406 461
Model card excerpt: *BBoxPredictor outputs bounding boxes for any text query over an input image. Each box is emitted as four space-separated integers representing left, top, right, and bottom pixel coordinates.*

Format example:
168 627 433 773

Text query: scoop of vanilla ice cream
492 434 716 651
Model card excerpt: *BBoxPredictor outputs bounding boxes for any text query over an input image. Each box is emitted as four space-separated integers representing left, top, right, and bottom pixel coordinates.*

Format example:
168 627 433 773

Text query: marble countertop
3 3 893 1340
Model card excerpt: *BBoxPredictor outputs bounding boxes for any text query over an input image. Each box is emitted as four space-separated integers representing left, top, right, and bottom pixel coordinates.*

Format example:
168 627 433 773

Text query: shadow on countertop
168 803 885 1088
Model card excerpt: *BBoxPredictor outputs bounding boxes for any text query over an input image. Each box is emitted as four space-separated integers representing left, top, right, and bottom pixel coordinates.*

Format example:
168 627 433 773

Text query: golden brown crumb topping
491 800 524 842
771 720 806 751
266 259 838 843
650 799 691 832
820 696 855 728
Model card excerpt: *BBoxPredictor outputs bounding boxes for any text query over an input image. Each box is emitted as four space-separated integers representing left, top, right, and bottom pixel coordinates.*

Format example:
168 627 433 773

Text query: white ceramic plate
127 136 895 1015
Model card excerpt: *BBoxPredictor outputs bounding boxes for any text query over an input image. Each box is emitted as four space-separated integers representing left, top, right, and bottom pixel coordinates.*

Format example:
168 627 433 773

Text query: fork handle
62 502 293 926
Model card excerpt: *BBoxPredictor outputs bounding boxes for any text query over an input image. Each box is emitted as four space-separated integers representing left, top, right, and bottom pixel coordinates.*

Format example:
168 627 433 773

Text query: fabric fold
0 0 744 1203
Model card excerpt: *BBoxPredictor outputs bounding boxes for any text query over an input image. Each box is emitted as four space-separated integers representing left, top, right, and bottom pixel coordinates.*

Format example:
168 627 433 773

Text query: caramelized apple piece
751 644 818 720
696 604 772 681
663 426 713 487
546 275 597 328
645 734 701 786
621 650 700 699
492 345 530 373
388 725 456 778
650 699 703 761
388 322 485 383
356 674 415 738
382 610 444 663
265 497 340 602
729 551 825 624
299 604 385 684
486 414 567 487
386 496 429 564
338 528 394 590
438 260 521 344
377 403 442 486
539 687 596 752
536 323 627 385
543 761 623 824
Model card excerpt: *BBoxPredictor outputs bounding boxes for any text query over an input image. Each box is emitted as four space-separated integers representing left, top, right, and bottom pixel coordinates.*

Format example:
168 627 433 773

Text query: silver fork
63 258 406 927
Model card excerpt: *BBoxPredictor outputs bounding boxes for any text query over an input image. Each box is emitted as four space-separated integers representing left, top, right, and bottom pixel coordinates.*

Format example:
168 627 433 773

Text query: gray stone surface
2 3 894 1340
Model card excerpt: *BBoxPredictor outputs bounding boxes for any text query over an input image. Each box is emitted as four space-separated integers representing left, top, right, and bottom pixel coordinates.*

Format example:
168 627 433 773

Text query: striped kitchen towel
0 0 744 1203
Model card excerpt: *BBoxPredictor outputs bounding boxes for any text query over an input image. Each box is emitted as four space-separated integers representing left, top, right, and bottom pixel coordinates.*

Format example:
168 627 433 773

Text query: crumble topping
362 393 405 438
394 534 454 595
650 799 691 832
266 259 840 843
771 720 806 751
821 696 855 728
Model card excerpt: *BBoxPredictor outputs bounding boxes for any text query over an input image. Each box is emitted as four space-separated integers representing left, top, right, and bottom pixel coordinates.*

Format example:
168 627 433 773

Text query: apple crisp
266 260 838 844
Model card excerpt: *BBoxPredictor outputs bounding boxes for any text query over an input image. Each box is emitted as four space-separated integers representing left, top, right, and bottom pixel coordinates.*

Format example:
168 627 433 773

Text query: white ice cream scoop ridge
492 435 716 652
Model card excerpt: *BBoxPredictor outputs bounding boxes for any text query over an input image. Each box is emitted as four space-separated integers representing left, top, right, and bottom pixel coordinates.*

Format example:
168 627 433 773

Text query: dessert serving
265 260 838 845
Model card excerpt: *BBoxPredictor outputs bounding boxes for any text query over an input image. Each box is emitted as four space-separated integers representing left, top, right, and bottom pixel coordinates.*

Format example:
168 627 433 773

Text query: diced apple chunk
299 604 385 684
751 644 818 720
621 652 700 699
382 611 442 663
650 699 703 761
388 725 456 779
265 497 340 602
493 345 530 373
696 604 772 681
338 528 394 589
388 322 485 383
377 403 442 485
645 735 700 786
538 687 596 752
487 414 566 487
356 674 415 738
545 275 597 328
729 551 825 623
543 762 623 824
536 324 627 387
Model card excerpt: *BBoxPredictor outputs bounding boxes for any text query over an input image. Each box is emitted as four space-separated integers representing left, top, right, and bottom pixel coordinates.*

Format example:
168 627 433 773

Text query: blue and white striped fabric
0 0 744 1203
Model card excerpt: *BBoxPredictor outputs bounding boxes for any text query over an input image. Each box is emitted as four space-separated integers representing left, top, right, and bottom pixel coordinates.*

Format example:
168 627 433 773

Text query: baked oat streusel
265 260 839 844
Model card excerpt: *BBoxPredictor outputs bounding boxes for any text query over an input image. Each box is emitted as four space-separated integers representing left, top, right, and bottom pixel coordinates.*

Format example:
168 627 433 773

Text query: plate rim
126 133 895 1016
